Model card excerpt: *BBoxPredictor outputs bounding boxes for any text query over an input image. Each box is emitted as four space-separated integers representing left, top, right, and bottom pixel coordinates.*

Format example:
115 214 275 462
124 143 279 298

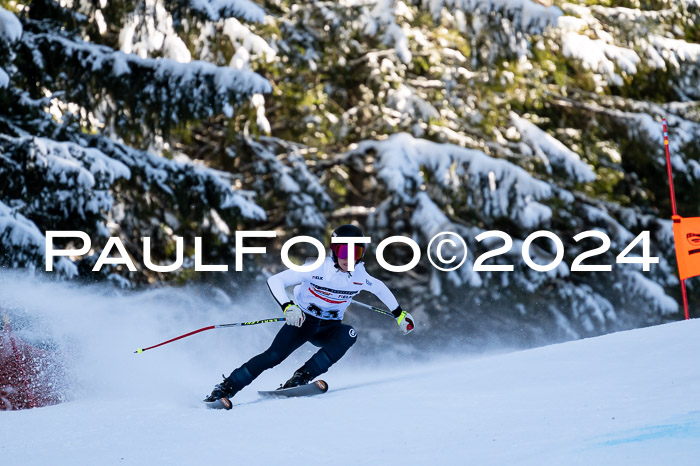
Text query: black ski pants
225 314 357 391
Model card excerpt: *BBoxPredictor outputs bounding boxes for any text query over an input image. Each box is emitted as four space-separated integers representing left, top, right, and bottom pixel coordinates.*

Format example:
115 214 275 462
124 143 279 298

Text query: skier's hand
283 302 306 327
392 307 415 335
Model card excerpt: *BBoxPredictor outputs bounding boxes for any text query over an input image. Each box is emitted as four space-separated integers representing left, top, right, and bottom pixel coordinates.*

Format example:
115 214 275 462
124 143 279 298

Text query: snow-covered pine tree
0 1 276 285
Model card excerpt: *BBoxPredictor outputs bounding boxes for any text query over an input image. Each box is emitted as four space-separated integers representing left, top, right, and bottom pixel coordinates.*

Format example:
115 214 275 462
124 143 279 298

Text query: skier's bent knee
343 326 358 348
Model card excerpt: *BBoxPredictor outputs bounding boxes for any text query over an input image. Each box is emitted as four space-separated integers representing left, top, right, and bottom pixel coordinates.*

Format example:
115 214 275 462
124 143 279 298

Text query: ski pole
134 317 285 354
353 300 415 332
351 300 394 317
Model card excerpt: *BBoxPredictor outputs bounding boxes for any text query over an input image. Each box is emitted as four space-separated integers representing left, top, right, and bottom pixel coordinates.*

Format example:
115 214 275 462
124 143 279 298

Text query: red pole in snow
663 118 690 320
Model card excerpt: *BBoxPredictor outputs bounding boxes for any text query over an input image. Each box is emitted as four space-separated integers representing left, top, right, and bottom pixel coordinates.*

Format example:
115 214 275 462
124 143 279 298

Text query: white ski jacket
267 257 399 320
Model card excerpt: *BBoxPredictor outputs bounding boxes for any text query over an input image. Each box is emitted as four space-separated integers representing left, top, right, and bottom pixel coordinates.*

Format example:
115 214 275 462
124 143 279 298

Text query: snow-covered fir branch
188 0 265 23
20 31 271 130
345 132 553 228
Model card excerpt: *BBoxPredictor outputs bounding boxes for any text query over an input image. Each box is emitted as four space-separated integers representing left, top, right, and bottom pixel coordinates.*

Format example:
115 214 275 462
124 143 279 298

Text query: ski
205 380 328 410
258 380 328 398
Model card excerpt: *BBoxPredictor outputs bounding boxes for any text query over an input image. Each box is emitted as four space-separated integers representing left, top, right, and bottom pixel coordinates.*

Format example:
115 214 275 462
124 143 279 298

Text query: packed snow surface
1 274 699 465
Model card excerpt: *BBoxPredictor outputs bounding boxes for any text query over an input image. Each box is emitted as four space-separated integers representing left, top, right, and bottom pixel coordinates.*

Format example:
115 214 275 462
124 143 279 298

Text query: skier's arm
266 268 313 309
364 275 399 311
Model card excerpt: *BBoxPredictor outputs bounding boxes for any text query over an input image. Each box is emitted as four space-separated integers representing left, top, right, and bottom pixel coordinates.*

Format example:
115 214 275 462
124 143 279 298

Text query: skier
204 224 415 405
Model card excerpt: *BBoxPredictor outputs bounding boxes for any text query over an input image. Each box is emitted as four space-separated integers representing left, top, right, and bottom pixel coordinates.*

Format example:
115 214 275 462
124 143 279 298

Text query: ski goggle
330 243 366 260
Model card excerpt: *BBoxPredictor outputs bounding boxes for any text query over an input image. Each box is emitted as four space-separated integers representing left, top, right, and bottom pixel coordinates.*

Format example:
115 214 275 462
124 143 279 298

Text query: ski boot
281 366 313 389
204 375 238 403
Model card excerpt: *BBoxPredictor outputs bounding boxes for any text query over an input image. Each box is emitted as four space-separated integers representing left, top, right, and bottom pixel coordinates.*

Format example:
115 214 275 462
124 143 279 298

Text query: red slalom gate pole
134 318 285 354
663 118 690 320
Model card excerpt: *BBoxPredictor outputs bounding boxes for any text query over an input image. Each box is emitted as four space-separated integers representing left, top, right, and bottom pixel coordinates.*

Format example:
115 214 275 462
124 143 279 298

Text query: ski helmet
330 224 366 264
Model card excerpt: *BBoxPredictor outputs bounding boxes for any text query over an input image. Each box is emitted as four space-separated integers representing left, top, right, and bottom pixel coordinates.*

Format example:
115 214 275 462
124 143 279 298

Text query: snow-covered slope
1 274 699 465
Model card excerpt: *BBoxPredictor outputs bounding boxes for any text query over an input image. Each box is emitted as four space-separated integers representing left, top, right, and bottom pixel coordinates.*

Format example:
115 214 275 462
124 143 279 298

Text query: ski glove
392 306 415 335
283 302 306 327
